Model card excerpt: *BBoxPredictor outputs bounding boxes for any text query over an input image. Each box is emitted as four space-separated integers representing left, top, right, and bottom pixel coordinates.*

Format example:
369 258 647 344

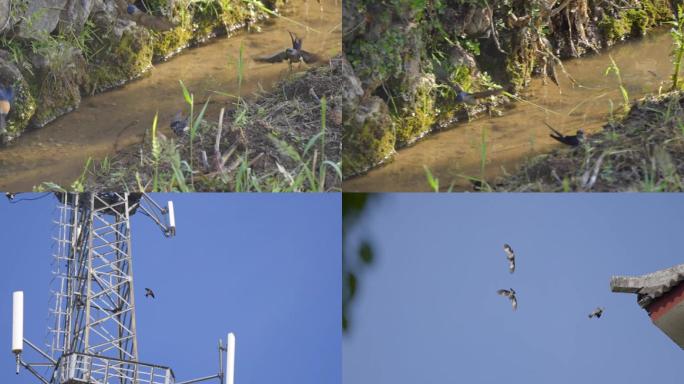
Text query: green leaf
179 80 192 106
423 165 439 192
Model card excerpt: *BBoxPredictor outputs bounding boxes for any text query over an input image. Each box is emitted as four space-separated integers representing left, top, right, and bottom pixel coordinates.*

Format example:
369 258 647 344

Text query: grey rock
340 55 363 123
342 0 365 45
16 0 69 39
29 44 87 127
0 0 10 33
59 0 96 34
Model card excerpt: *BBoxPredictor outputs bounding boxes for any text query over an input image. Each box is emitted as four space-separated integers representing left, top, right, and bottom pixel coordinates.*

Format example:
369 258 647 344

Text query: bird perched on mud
0 85 14 133
497 288 517 311
545 122 584 147
451 82 502 105
254 31 321 66
503 243 516 273
125 3 177 32
588 307 604 319
170 111 189 137
145 288 155 299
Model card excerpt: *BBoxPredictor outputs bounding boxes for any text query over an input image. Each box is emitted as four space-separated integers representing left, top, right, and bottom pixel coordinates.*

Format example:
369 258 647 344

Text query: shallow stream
344 30 675 192
0 0 341 191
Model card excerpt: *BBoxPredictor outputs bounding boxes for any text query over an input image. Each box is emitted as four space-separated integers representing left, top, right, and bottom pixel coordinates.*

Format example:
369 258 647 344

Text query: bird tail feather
544 122 563 136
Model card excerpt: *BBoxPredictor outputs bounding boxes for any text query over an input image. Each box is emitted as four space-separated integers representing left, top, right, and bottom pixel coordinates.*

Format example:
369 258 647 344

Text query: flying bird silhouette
503 243 515 273
254 31 321 65
145 288 155 299
588 307 604 319
545 122 584 147
497 288 517 311
0 85 14 133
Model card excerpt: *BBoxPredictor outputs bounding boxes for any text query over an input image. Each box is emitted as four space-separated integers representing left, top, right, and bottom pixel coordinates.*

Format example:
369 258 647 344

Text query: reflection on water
344 30 675 192
0 0 341 191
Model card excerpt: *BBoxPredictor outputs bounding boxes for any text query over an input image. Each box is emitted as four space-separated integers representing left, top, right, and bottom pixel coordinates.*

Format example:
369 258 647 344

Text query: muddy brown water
344 30 676 192
0 0 340 191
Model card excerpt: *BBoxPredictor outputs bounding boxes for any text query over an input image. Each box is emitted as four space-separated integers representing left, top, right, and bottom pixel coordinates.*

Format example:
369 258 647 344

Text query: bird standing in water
450 82 502 105
0 86 14 133
170 111 189 137
545 122 584 147
254 31 321 70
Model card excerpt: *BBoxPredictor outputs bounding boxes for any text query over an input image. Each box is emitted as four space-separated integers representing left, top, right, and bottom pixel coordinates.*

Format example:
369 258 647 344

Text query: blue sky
1 193 340 384
344 194 683 384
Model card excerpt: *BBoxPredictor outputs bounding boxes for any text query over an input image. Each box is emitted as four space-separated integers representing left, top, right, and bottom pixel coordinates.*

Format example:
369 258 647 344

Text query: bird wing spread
300 50 322 64
254 51 289 63
497 289 511 297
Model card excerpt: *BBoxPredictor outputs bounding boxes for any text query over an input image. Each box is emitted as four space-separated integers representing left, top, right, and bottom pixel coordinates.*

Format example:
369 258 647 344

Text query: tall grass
479 126 488 183
671 5 684 91
605 55 630 113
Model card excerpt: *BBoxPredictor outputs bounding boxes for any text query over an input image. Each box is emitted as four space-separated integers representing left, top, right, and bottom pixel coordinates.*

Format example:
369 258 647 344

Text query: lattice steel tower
10 192 235 384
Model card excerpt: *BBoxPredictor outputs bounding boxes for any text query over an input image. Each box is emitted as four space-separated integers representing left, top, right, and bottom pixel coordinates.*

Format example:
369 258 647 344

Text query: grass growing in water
605 55 630 113
670 5 684 91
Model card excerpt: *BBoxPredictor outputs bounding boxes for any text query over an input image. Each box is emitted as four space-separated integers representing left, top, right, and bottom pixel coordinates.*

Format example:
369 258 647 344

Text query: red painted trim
648 282 684 321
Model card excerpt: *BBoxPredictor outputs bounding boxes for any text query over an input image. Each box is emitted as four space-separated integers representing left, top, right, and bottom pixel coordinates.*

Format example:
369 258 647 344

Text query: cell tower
10 192 235 384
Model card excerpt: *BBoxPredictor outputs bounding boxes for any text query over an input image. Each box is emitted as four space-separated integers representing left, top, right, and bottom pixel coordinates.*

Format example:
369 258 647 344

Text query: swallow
254 31 321 65
503 243 515 273
105 304 124 314
5 192 15 201
170 111 188 136
0 86 14 133
588 307 604 319
145 288 155 299
74 295 85 307
497 288 517 311
545 122 584 147
126 4 176 32
451 83 502 105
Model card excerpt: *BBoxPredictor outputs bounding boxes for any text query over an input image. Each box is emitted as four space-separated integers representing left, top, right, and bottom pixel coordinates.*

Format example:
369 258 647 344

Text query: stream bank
0 0 285 144
342 0 675 179
495 90 684 192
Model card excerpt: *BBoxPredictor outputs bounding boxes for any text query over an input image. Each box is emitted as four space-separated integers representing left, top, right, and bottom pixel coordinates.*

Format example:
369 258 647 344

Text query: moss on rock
29 42 87 127
599 0 672 45
84 25 153 94
395 80 436 146
0 0 281 145
342 96 395 178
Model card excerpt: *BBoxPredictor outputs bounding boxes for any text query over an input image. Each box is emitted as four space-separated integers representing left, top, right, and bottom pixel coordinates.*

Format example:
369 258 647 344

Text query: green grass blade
179 80 192 106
